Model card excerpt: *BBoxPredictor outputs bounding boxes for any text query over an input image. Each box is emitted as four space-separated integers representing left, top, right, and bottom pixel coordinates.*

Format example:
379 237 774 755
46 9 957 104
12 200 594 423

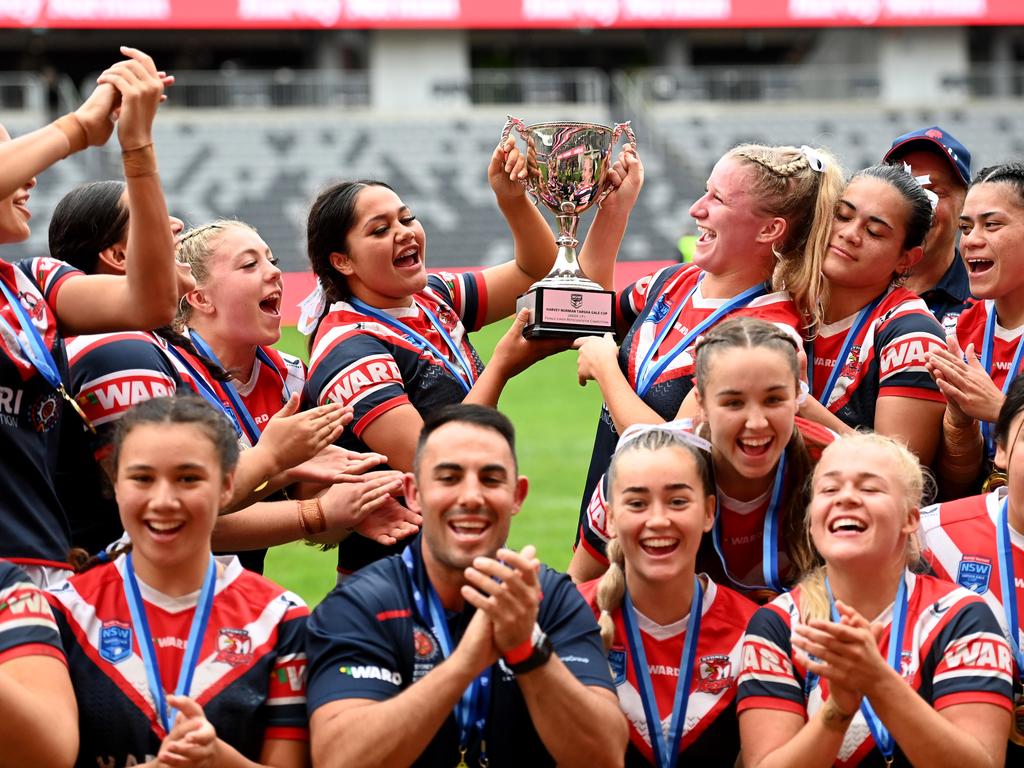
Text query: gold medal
982 469 1007 493
1012 695 1024 746
58 385 96 435
455 746 469 768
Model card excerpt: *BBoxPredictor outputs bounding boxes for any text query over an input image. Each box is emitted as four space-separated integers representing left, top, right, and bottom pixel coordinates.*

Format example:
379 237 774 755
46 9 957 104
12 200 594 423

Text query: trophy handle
597 121 639 206
500 116 539 204
611 121 638 153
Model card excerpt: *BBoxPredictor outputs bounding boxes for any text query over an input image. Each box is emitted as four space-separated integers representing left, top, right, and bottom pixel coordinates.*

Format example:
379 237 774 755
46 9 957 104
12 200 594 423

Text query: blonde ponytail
596 537 627 652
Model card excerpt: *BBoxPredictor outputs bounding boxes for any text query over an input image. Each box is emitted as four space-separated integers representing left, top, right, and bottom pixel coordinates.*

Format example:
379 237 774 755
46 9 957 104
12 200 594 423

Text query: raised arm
55 48 178 335
477 138 558 325
577 144 643 292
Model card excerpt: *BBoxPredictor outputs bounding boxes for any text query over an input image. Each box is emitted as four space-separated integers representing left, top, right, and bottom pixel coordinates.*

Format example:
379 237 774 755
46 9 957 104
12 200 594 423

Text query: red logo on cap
926 129 943 139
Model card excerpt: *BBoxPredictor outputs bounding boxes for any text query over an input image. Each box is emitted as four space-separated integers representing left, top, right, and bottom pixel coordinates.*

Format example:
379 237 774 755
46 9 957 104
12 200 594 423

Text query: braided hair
728 144 845 335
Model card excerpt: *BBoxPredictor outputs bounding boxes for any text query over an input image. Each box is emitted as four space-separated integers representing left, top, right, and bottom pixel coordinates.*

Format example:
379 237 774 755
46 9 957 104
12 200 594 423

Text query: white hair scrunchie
297 282 328 337
799 145 828 173
614 419 713 455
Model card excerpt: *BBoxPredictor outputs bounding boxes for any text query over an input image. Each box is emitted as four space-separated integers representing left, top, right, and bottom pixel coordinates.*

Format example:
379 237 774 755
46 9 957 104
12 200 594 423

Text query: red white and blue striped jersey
0 559 64 664
305 271 486 448
0 257 82 570
808 287 945 431
579 576 757 766
736 572 1013 767
953 299 1024 391
580 263 802 550
47 555 309 767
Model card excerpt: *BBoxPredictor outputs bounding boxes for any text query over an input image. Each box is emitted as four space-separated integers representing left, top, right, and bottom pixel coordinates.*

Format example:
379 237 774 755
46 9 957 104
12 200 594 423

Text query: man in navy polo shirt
884 125 973 334
306 404 627 767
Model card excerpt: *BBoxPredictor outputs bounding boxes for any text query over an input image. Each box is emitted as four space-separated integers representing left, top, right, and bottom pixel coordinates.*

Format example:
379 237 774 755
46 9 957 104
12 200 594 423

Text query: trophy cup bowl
501 116 636 339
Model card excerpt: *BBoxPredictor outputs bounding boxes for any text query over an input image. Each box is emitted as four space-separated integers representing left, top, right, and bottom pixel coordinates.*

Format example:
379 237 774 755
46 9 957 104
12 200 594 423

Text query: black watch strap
508 628 552 675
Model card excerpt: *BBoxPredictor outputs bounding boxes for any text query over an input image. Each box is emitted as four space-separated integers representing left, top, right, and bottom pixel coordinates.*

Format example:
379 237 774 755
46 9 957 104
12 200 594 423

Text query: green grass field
262 322 603 606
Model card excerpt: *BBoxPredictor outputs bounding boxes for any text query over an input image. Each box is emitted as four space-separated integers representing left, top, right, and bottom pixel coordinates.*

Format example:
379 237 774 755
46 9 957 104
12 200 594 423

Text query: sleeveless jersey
736 572 1013 767
808 287 945 431
304 271 486 573
47 555 308 768
578 576 757 765
0 257 82 571
580 263 802 541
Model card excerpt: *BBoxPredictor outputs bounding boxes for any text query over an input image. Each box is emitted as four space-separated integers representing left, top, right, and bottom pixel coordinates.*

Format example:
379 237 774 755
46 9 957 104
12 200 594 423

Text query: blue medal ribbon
997 497 1024 679
711 454 787 593
401 544 491 758
979 303 1024 458
188 330 272 445
807 295 884 407
350 297 476 395
620 576 703 768
161 343 244 438
0 276 94 432
824 573 909 765
635 275 769 397
122 554 217 734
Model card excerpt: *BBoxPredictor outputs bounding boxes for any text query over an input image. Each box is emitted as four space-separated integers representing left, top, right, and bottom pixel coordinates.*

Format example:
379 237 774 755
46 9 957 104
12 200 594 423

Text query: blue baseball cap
884 126 971 187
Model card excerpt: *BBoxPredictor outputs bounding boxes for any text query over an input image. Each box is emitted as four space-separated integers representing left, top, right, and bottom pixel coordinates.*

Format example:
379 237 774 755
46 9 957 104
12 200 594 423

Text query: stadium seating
5 99 1023 272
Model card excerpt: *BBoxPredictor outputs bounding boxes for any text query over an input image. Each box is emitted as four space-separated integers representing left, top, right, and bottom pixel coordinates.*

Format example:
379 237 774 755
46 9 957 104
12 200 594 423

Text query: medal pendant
455 746 469 768
982 469 1008 493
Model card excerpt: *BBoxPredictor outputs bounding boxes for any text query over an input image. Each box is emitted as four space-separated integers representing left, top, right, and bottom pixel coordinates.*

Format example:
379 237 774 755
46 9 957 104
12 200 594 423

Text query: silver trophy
501 116 637 338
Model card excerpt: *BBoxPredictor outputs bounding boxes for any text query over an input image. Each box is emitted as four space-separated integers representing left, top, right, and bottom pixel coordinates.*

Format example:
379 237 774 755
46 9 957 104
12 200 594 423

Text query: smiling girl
302 141 589 572
570 318 834 598
737 433 1012 768
572 144 843 561
802 165 947 465
48 396 310 768
578 426 757 765
927 163 1024 497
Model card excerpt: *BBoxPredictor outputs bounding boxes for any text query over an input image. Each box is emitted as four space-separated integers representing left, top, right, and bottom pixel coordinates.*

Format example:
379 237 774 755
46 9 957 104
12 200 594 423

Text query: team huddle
1 47 1023 767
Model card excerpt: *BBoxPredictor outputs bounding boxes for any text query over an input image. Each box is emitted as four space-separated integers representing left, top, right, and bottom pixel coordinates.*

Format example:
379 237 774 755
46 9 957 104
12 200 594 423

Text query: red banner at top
0 1 1019 30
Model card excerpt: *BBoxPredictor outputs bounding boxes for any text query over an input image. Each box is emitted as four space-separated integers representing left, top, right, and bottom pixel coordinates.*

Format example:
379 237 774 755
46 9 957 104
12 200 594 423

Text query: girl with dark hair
571 144 843 568
578 425 758 765
920 375 1024 759
927 163 1024 498
737 433 1013 768
47 395 310 768
801 164 947 464
52 189 416 571
0 48 181 586
302 141 597 572
570 317 835 599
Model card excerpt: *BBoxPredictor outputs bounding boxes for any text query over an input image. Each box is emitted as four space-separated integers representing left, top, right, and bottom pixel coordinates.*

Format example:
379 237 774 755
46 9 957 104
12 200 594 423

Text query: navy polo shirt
919 249 972 336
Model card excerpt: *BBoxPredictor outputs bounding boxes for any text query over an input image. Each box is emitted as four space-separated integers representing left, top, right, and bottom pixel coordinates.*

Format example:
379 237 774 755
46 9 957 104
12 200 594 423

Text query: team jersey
579 263 802 539
736 572 1013 767
235 345 305 430
807 287 945 431
919 489 1024 763
0 257 82 572
305 536 615 767
578 576 757 765
65 332 303 570
0 559 65 665
953 299 1024 392
578 416 835 598
47 555 308 768
305 271 486 573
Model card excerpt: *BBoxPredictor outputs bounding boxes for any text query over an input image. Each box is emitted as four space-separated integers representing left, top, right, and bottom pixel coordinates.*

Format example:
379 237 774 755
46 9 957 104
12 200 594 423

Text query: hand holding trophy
500 117 637 339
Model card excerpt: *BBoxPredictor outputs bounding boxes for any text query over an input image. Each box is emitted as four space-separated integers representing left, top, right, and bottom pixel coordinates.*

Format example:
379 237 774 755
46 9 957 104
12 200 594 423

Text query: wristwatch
507 624 553 675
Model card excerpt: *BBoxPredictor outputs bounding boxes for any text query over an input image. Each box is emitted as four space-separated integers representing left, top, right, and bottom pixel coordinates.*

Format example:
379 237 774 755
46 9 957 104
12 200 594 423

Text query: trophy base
517 284 616 339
